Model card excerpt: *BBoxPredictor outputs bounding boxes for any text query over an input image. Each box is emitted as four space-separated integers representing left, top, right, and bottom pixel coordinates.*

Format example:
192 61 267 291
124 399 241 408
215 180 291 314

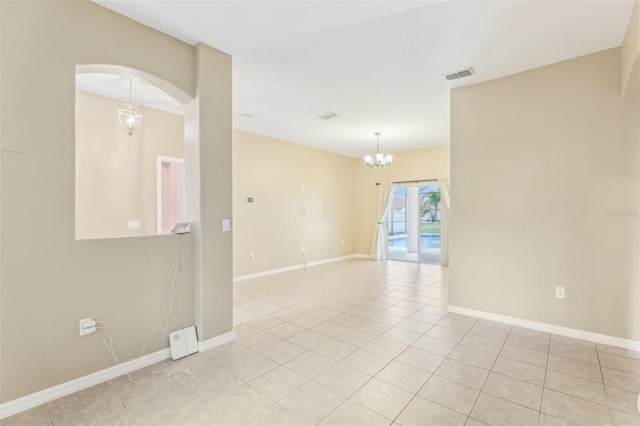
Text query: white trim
76 65 193 106
448 305 640 351
233 254 369 282
0 329 237 420
307 254 358 267
198 330 235 352
0 348 171 419
156 155 185 234
234 264 304 282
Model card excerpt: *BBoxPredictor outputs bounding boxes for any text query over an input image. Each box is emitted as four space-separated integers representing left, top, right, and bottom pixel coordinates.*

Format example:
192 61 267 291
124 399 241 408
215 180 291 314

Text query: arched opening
75 65 193 239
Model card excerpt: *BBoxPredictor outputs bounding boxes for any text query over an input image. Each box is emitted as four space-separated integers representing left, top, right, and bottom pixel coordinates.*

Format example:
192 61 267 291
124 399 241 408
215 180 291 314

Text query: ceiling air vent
318 112 338 120
445 67 475 81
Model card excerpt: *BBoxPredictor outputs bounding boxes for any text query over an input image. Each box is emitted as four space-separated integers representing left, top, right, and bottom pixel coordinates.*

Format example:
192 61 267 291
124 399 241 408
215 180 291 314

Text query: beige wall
450 48 640 341
233 132 449 275
354 147 450 255
187 44 234 341
621 0 639 96
233 131 356 276
76 90 184 239
1 1 232 404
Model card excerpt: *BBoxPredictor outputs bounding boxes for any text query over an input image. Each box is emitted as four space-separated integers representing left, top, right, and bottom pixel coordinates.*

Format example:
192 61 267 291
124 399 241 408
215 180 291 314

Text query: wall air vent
317 112 338 120
445 67 475 81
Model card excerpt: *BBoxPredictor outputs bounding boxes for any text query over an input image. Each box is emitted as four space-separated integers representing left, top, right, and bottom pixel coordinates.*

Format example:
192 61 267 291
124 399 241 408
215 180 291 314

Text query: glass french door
387 184 441 263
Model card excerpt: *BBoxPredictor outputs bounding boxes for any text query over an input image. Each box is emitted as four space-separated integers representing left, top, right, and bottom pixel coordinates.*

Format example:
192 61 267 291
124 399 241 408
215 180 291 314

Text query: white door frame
156 155 185 234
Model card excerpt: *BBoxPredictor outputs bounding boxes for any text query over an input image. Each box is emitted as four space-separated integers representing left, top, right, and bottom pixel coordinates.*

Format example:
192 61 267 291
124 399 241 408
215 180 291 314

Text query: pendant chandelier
118 79 143 136
364 132 393 168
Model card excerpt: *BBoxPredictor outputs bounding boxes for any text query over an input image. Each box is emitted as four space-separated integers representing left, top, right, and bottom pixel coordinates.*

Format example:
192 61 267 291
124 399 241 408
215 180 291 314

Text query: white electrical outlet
222 219 231 232
555 287 565 299
250 252 255 260
301 245 306 252
79 318 96 336
126 220 141 230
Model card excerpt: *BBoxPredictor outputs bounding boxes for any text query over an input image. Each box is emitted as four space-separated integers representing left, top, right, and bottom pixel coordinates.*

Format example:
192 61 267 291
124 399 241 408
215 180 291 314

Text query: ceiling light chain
364 132 393 168
118 79 143 136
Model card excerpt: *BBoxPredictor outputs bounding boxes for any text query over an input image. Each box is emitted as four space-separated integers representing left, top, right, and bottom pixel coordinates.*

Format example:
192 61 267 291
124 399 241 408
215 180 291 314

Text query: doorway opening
387 184 441 263
157 156 186 234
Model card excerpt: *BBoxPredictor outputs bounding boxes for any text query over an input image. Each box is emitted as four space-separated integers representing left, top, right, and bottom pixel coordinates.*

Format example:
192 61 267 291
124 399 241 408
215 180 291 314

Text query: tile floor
2 259 640 426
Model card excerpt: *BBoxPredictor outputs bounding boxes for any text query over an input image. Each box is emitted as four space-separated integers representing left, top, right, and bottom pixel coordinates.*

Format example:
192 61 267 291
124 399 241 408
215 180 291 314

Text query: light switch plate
222 219 231 232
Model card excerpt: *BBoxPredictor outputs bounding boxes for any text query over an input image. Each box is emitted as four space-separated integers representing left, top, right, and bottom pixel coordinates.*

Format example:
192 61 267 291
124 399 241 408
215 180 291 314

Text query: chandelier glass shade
364 132 393 168
118 79 143 136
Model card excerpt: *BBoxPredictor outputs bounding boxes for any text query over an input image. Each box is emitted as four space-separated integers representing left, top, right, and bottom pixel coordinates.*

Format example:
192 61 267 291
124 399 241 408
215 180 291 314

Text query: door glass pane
387 187 409 260
386 184 441 263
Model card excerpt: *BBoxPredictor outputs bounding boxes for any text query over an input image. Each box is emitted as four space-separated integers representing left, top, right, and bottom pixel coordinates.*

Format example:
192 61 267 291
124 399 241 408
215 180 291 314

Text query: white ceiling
91 0 635 158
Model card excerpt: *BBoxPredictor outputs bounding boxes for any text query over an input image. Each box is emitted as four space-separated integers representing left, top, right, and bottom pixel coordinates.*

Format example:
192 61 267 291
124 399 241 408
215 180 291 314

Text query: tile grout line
382 286 453 425
595 344 615 426
537 329 551 426
314 278 449 425
452 318 495 425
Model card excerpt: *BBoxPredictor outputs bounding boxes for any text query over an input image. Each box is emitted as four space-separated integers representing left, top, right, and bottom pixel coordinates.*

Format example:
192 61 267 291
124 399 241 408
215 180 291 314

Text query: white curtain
370 183 394 260
439 178 450 267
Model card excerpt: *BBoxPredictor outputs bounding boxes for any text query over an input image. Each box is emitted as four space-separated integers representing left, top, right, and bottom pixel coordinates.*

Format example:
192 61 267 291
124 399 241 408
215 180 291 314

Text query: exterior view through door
387 184 441 263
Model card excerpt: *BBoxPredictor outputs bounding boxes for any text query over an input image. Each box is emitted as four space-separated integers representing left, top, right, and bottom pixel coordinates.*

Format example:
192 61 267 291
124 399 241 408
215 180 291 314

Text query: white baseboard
198 330 235 352
234 264 303 282
306 254 365 267
0 331 236 420
0 348 170 420
448 305 640 351
233 254 368 282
